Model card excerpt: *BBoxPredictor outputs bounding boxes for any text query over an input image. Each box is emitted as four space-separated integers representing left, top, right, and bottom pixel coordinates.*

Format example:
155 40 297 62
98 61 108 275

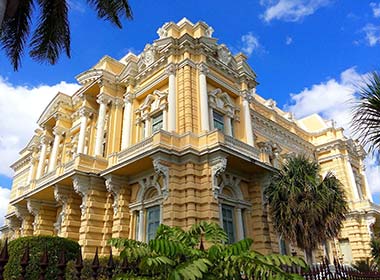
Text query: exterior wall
2 18 378 263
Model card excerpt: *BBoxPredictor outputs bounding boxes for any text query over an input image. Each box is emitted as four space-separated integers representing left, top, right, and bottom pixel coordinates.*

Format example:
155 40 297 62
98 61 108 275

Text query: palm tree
352 71 380 155
265 155 348 264
109 221 306 279
0 0 132 70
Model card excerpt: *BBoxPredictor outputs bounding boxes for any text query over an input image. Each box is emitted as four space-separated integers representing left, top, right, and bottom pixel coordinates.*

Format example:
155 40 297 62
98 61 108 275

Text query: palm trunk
0 0 7 28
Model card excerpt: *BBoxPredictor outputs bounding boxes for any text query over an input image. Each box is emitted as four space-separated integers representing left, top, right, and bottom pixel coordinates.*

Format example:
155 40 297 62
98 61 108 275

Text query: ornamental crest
141 44 157 67
217 44 232 65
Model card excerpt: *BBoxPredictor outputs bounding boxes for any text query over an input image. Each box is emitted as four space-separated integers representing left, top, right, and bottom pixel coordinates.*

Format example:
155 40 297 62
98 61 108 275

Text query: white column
243 90 254 146
144 118 151 138
77 107 91 154
48 127 65 172
162 107 168 131
225 116 232 136
345 158 360 201
94 95 110 156
121 93 133 150
199 64 210 131
36 136 50 179
27 157 37 184
138 209 144 241
236 208 244 241
167 64 176 132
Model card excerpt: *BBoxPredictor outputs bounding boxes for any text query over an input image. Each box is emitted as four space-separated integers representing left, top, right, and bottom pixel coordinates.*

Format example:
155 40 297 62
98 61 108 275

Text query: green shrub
4 236 80 280
65 256 123 280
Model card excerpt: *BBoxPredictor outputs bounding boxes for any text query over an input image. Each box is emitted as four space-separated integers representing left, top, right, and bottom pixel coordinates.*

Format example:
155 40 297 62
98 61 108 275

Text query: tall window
213 111 225 131
146 205 160 241
222 204 235 244
152 113 163 133
279 236 288 255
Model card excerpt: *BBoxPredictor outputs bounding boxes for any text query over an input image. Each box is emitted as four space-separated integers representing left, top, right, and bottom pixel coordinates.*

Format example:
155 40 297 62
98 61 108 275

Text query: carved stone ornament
153 159 169 199
73 175 90 216
54 184 71 233
104 175 126 215
157 26 168 39
205 26 214 38
142 44 157 66
242 90 254 103
211 157 227 199
217 44 232 65
198 63 209 75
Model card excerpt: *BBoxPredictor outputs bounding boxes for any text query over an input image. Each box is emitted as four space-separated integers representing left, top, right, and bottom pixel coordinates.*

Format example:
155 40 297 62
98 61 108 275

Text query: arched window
130 176 164 242
217 174 251 244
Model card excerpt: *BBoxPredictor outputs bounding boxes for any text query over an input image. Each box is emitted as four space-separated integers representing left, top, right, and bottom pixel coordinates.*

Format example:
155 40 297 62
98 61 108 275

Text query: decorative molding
211 156 227 199
54 184 72 234
104 175 127 215
217 44 232 65
152 158 169 199
165 63 177 76
198 63 209 75
97 93 114 105
73 174 104 215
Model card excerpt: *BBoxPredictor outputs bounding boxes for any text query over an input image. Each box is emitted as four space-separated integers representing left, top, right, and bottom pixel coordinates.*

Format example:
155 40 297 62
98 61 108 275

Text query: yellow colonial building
1 18 379 263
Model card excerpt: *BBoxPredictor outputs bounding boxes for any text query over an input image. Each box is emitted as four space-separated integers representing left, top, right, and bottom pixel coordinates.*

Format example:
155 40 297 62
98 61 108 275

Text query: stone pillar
77 107 92 154
225 115 233 136
15 204 34 236
167 64 177 132
144 118 151 138
27 199 57 236
105 175 131 239
109 97 124 153
73 174 111 258
27 157 37 184
162 105 168 131
242 90 254 146
48 127 65 172
138 209 144 242
54 184 81 240
94 94 111 156
236 207 244 241
36 136 51 179
198 63 210 131
121 92 133 150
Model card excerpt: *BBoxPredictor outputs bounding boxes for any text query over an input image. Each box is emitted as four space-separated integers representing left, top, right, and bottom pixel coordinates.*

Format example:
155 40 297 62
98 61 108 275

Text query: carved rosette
104 175 126 215
152 158 169 199
211 157 227 199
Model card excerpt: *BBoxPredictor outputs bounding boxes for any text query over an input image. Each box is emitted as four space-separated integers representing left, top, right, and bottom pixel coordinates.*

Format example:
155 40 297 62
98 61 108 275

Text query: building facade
1 18 379 263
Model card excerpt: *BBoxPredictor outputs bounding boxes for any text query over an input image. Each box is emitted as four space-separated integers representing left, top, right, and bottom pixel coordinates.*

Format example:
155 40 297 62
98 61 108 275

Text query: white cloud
370 2 380 18
285 67 380 195
286 36 293 45
240 32 260 56
0 77 80 177
0 187 10 227
363 23 380 46
260 0 332 22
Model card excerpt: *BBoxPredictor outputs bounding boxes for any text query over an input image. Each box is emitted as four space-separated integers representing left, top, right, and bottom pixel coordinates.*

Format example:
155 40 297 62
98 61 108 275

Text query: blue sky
0 0 380 216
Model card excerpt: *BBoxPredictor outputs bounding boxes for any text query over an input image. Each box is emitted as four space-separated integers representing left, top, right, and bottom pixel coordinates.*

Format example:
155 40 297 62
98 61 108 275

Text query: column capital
53 126 67 137
73 174 104 215
27 199 56 216
124 92 134 103
96 93 113 105
198 63 209 75
114 97 124 108
79 106 94 118
241 90 254 103
166 63 177 76
14 204 29 219
40 135 53 145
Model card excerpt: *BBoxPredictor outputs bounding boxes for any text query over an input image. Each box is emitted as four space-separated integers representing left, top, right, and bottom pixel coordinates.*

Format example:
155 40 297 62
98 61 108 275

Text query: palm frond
29 0 70 64
352 71 380 154
86 0 133 28
0 0 33 70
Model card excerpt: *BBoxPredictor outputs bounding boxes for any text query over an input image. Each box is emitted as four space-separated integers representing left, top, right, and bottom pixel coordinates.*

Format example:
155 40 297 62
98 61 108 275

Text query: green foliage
371 238 380 266
65 256 123 280
265 155 348 261
0 0 133 70
109 222 306 280
352 71 380 155
352 259 378 272
4 235 80 280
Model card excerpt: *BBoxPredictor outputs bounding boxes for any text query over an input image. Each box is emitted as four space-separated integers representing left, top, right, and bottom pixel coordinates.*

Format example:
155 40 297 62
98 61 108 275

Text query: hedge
4 236 80 280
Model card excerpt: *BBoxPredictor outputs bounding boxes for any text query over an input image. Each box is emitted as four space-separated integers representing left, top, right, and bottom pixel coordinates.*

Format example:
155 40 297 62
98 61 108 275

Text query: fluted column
121 92 133 150
36 136 51 179
242 90 254 146
48 127 65 172
77 107 91 154
167 64 177 132
198 63 210 131
95 94 111 156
